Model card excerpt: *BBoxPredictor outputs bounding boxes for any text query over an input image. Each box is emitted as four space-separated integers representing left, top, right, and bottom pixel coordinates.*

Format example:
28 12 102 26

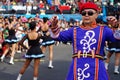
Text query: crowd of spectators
0 0 119 15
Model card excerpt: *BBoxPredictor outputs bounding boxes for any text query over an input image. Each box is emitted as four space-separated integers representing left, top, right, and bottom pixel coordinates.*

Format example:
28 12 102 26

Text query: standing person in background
41 17 55 69
54 0 61 14
46 0 52 6
15 23 25 53
16 21 45 80
50 2 118 80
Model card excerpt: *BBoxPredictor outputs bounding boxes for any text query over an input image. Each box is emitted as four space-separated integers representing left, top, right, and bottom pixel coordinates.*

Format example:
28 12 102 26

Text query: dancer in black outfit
41 17 55 69
0 21 19 64
16 21 45 80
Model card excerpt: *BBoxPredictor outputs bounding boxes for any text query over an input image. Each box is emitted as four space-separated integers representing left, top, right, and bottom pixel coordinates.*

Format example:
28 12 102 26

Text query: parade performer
0 21 19 64
16 21 45 80
50 2 117 80
41 17 55 69
105 20 120 74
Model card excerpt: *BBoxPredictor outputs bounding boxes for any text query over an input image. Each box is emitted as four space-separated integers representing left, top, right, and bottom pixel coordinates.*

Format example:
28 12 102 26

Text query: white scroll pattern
80 30 96 53
77 63 90 80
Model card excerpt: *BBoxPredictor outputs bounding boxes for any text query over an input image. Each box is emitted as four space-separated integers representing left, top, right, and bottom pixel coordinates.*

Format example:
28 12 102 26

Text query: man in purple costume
50 2 117 80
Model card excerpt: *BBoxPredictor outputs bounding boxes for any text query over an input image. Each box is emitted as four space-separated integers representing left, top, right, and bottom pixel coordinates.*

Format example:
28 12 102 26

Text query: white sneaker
0 58 3 62
48 65 54 69
17 50 21 53
114 70 119 74
9 61 14 65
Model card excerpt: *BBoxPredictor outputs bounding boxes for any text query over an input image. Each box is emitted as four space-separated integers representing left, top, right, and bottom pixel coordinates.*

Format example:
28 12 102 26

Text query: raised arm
49 16 61 38
19 34 28 49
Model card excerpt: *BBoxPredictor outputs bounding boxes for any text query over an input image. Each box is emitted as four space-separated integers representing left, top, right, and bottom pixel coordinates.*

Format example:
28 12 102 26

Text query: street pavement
0 44 120 80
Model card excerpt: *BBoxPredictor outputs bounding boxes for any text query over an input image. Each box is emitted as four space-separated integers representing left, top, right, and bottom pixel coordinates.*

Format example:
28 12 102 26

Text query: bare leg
33 58 40 80
104 52 113 70
20 59 32 74
9 43 16 64
16 43 21 53
0 45 9 62
48 45 54 68
114 53 120 74
16 43 18 52
16 59 32 80
41 46 46 53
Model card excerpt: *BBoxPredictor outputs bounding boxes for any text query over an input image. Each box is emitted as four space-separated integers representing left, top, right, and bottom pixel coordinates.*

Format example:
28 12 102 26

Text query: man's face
81 9 98 24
